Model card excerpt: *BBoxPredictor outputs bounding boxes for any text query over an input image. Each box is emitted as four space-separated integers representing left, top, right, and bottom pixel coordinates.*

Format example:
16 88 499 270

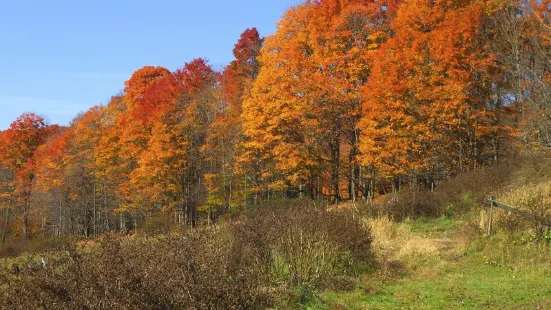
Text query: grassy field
317 257 551 309
306 216 551 309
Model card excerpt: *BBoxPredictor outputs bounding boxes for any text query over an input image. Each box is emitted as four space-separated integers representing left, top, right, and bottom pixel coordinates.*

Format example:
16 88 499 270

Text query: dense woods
0 0 550 240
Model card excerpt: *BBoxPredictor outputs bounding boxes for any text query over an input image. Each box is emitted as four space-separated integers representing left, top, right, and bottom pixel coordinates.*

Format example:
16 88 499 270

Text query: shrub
0 199 374 309
0 237 75 258
0 232 270 309
380 160 518 220
235 200 374 286
140 213 175 237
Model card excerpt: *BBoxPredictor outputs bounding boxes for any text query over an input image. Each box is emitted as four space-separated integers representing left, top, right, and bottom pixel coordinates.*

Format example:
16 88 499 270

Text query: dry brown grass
367 216 440 261
491 180 551 236
363 216 450 282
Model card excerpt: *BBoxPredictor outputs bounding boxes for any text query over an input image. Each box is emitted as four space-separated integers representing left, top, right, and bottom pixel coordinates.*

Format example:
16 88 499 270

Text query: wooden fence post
487 196 494 236
484 197 551 238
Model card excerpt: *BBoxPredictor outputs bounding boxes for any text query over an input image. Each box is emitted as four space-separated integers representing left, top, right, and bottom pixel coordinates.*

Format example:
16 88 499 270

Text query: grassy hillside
311 216 551 309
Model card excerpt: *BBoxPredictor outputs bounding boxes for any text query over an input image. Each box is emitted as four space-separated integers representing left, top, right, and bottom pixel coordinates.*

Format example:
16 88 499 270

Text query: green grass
304 216 551 309
315 252 551 309
408 216 457 238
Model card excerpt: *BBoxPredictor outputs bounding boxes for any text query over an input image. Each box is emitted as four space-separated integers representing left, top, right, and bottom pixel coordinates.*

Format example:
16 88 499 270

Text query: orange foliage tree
359 0 503 190
0 113 49 240
203 28 262 210
130 59 219 226
242 0 395 201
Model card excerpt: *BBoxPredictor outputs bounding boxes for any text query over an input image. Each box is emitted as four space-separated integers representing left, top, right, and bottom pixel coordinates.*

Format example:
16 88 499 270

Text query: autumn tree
203 28 262 210
307 0 396 200
487 0 551 147
94 95 131 231
0 0 534 239
242 0 395 201
131 59 219 226
241 4 314 201
0 113 49 240
96 67 174 230
64 107 111 237
359 0 504 192
32 127 70 237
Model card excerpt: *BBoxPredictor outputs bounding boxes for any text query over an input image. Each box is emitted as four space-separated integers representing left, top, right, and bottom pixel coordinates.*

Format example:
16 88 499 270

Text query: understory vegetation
0 204 374 309
1 154 551 309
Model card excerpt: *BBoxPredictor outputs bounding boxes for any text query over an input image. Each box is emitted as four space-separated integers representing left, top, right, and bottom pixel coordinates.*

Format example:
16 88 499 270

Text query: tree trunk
58 199 63 237
23 197 30 239
332 135 341 202
1 195 12 244
93 183 97 238
348 147 357 202
120 212 125 234
317 175 321 200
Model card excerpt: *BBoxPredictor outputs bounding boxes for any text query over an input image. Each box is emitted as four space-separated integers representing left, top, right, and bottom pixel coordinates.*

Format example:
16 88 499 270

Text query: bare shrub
235 200 374 287
0 200 374 309
0 236 75 258
0 232 270 309
140 213 175 237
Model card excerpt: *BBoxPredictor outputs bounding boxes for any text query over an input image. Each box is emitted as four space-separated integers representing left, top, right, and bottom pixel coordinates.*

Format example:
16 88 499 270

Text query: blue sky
0 0 300 130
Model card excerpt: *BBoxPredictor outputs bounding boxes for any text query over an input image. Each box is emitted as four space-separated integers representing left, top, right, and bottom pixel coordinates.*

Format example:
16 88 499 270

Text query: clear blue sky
0 0 300 130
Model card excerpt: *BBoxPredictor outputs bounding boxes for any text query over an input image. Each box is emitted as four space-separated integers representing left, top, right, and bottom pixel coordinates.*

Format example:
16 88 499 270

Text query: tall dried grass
366 216 440 272
492 182 551 236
